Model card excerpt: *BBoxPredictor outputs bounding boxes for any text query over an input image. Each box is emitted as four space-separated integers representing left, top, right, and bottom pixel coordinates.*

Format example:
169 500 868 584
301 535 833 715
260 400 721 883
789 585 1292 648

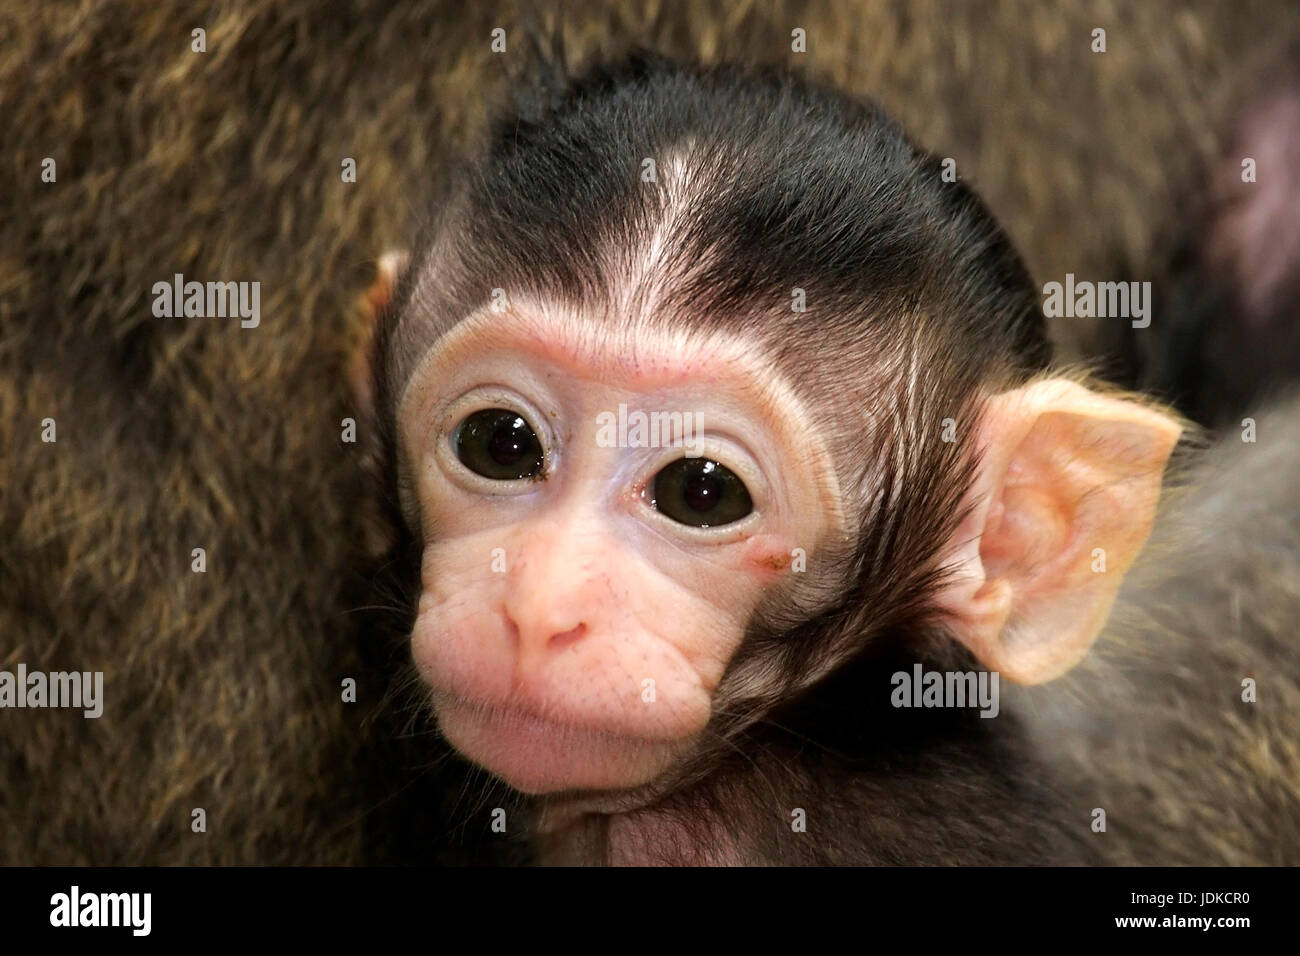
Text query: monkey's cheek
409 605 477 690
434 698 691 794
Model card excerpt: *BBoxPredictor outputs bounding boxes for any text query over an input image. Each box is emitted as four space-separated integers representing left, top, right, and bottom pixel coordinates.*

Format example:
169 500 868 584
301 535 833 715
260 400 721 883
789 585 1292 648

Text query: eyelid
639 480 762 543
434 386 556 458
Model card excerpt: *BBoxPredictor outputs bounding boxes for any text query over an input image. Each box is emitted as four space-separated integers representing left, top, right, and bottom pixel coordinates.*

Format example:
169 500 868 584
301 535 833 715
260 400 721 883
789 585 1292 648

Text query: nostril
547 623 587 650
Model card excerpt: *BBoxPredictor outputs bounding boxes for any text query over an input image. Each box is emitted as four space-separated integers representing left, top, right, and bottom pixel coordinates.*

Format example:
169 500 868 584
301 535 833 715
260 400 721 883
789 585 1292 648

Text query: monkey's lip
432 692 688 793
433 691 658 744
430 683 702 741
488 702 635 741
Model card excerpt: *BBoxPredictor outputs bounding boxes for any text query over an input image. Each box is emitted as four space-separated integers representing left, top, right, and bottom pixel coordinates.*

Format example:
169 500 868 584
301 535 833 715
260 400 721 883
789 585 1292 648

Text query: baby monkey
355 54 1298 865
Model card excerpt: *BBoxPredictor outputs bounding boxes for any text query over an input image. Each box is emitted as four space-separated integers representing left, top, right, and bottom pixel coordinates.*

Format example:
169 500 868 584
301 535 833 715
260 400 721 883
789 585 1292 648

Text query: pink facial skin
398 304 841 794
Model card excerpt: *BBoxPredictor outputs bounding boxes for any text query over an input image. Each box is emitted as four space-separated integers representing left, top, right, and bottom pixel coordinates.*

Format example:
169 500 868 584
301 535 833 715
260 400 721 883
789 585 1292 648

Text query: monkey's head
356 55 1181 798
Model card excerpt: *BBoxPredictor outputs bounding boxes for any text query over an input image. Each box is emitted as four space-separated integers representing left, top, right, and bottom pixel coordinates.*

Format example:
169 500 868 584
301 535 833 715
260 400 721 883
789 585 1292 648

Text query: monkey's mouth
432 692 689 794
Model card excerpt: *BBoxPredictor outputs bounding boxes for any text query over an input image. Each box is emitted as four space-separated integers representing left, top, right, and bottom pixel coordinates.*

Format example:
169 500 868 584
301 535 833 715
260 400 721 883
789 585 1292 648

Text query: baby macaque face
396 305 839 794
367 54 1182 809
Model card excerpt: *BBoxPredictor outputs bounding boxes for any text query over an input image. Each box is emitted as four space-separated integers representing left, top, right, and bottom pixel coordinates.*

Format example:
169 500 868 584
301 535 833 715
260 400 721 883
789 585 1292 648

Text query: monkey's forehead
399 301 804 423
418 301 759 382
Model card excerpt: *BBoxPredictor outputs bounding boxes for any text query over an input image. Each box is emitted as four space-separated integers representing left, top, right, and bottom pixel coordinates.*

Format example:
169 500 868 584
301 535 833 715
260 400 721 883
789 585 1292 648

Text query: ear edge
348 250 410 415
940 377 1184 685
349 251 410 559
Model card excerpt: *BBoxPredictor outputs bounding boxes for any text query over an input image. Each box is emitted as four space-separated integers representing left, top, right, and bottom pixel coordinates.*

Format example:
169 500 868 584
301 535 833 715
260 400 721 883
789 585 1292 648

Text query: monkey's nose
504 608 590 659
546 623 588 650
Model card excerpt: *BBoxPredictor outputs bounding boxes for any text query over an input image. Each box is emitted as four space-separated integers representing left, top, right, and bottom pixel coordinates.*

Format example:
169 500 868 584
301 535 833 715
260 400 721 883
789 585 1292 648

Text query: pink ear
936 379 1183 684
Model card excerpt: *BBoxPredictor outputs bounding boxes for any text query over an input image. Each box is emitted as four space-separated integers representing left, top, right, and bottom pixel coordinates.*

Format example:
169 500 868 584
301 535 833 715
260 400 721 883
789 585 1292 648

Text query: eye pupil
683 470 721 512
488 418 528 465
455 409 544 480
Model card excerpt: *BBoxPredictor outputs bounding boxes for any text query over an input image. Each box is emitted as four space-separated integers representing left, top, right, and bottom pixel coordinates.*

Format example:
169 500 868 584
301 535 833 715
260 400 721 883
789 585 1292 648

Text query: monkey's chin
434 697 687 795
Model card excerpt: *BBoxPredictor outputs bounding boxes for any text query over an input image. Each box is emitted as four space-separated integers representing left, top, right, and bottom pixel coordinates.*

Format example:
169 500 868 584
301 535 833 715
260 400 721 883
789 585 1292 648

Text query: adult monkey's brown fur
2 1 1297 864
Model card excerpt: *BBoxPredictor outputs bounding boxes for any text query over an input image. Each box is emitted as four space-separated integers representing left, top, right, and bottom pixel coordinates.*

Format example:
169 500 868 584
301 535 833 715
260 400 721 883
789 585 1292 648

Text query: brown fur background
2 0 1297 864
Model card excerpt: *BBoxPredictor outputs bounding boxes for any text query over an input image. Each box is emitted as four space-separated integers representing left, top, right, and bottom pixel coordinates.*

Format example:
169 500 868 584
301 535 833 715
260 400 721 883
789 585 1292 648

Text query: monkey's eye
453 409 545 480
651 458 753 528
